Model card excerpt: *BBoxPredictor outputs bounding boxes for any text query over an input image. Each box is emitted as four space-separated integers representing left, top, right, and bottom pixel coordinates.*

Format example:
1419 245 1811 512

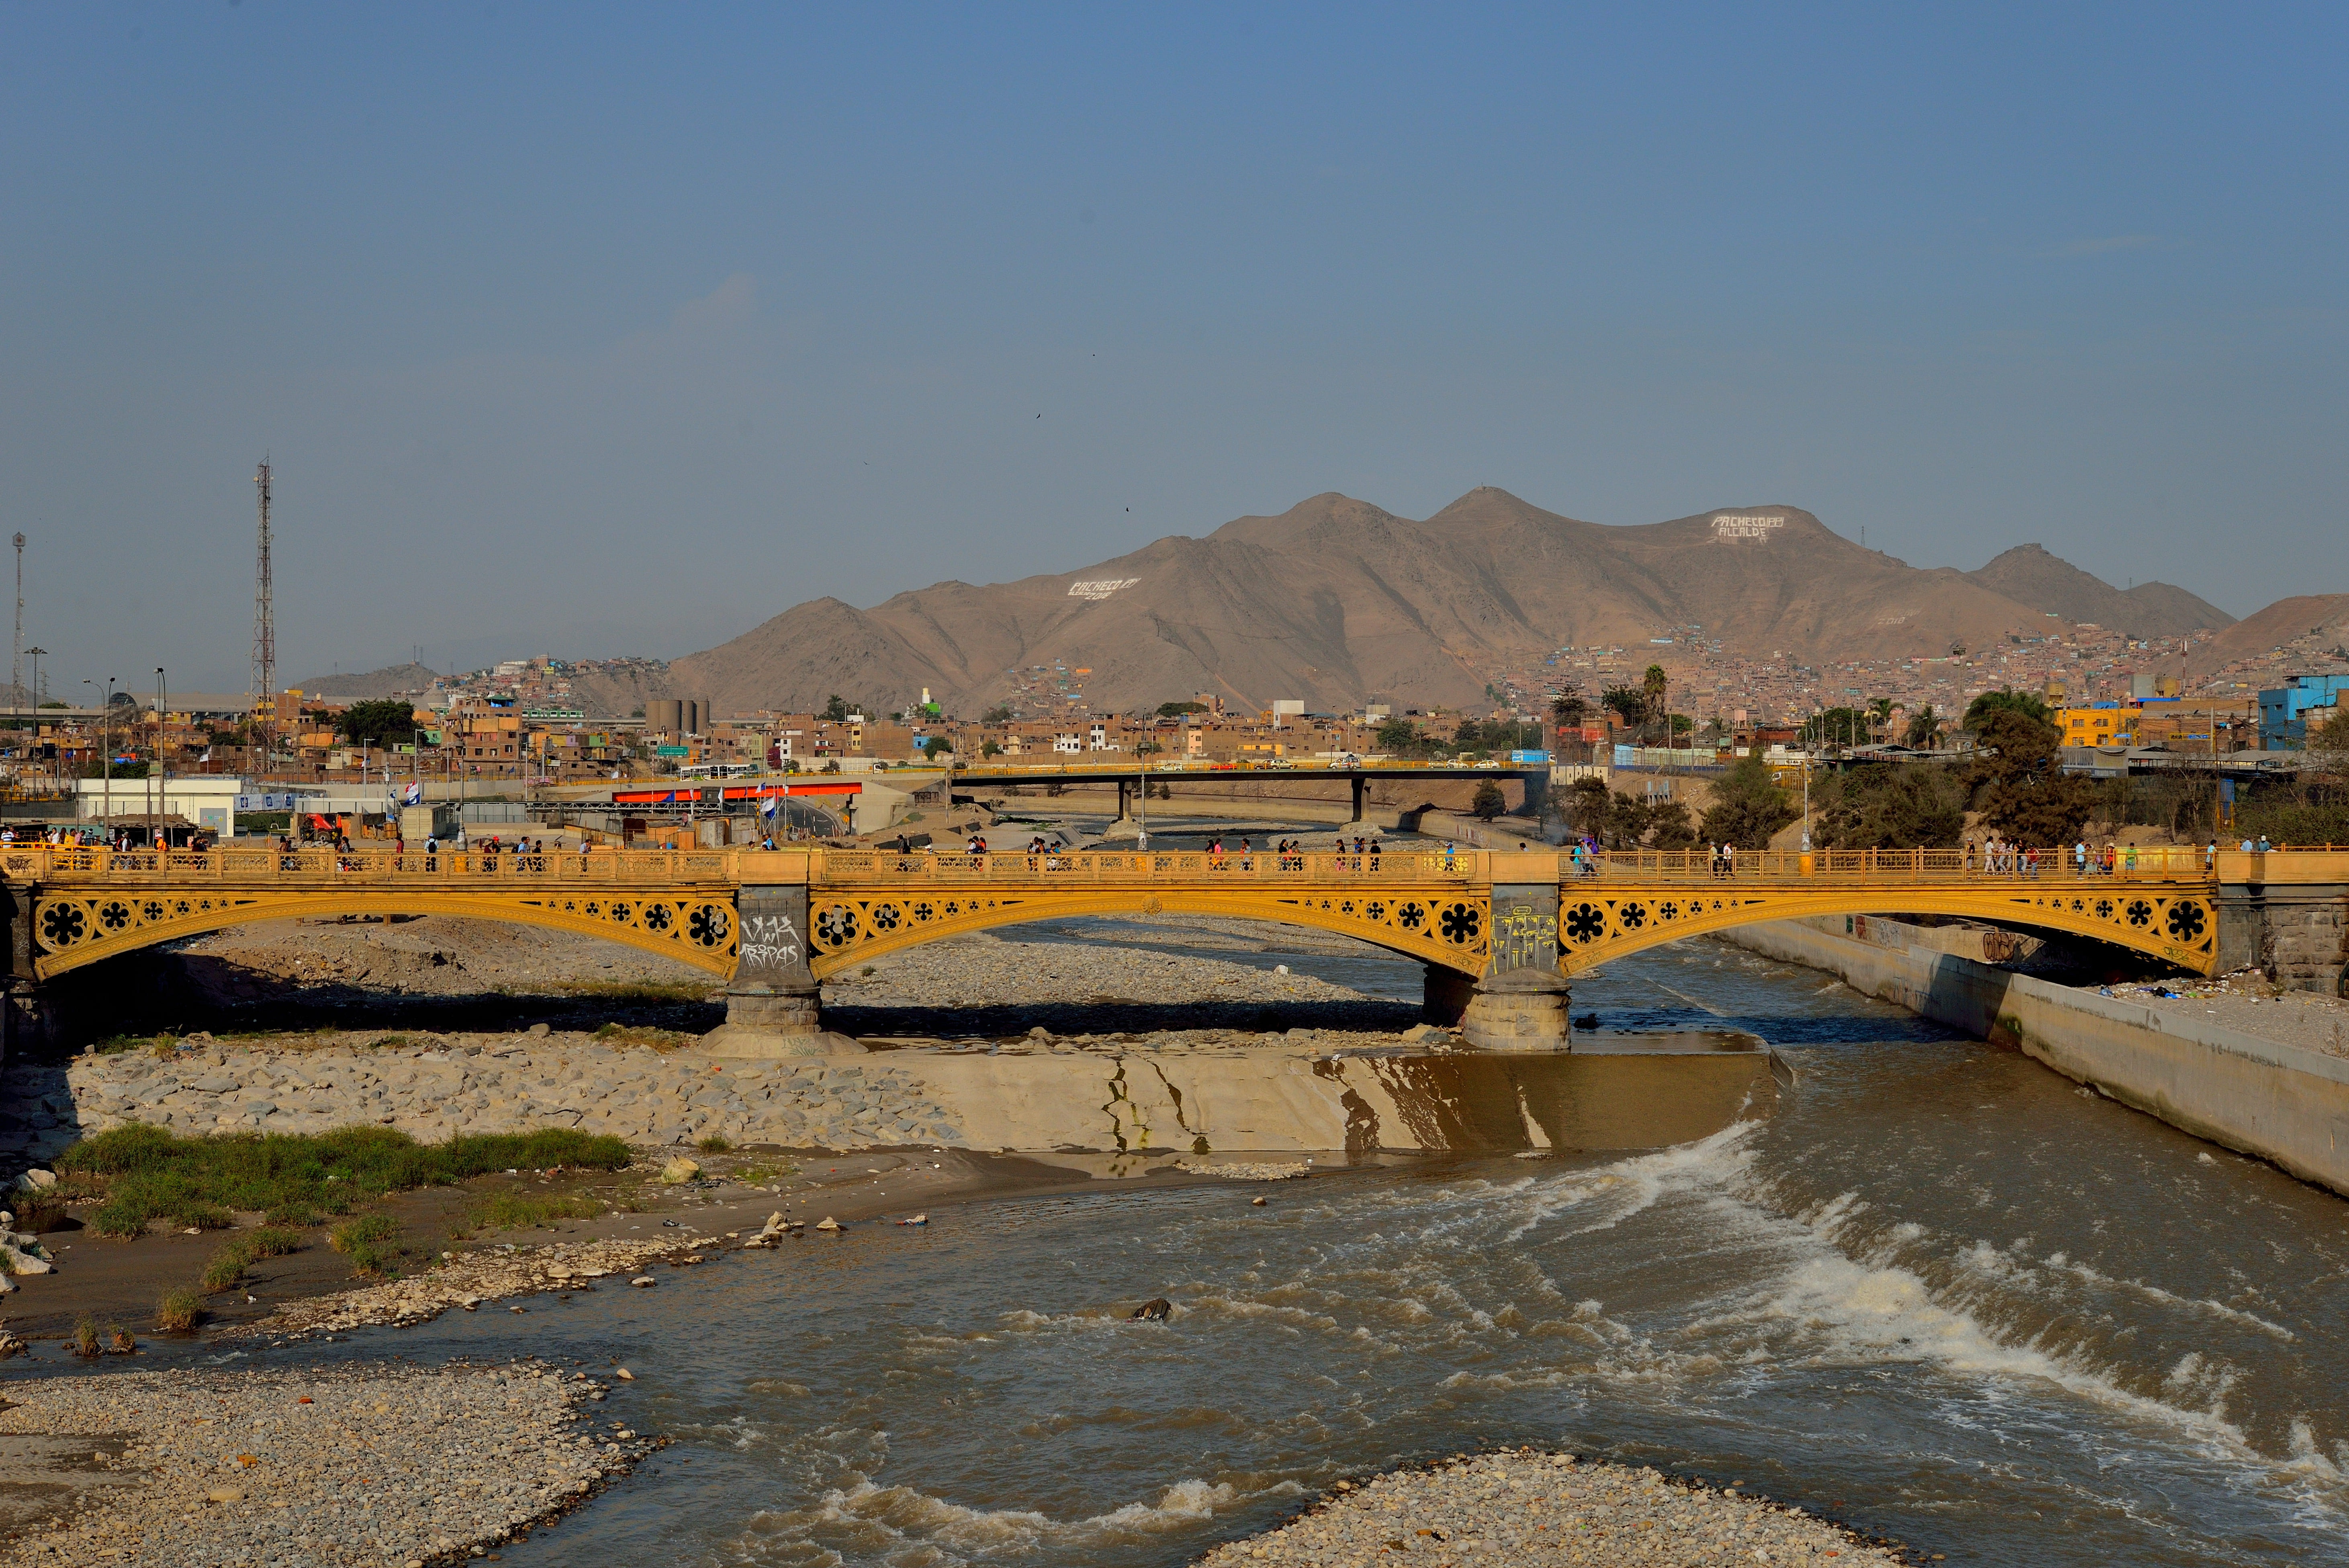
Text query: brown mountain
2153 594 2349 683
292 662 443 701
662 489 2229 718
1962 544 2232 639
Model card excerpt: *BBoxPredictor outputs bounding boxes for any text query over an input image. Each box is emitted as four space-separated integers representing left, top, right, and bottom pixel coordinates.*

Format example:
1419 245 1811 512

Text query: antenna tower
10 532 23 710
251 461 276 763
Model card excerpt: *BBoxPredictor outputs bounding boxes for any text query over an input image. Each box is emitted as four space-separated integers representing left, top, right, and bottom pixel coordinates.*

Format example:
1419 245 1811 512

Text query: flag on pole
403 781 423 806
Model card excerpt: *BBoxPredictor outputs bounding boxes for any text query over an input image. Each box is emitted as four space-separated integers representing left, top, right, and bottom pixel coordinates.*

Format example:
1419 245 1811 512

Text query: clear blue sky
4 3 2343 695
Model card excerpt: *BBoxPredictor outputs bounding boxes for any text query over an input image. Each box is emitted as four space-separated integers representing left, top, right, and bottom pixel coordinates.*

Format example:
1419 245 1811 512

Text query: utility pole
251 460 276 776
24 647 43 791
9 532 22 716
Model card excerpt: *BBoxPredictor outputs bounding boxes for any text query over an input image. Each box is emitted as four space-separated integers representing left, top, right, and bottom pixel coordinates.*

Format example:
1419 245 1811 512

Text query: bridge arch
801 884 1492 981
1552 882 2218 975
25 887 743 982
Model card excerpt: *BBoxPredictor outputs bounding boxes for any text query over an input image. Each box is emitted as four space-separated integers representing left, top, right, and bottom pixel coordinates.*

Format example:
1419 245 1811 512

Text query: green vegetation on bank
59 1124 633 1238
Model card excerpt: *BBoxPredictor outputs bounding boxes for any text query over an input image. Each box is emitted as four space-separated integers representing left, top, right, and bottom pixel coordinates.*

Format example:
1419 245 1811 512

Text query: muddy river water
204 926 2338 1568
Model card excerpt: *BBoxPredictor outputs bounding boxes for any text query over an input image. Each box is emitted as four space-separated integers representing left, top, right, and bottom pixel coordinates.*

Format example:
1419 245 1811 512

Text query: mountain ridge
642 489 2240 716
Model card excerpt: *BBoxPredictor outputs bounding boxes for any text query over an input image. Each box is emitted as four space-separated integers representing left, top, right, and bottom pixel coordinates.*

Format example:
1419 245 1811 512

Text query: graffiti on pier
1492 902 1558 971
740 911 803 975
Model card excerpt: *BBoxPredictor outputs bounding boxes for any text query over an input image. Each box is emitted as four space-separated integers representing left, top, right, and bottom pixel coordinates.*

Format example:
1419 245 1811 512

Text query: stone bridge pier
1423 877 1569 1050
705 884 857 1056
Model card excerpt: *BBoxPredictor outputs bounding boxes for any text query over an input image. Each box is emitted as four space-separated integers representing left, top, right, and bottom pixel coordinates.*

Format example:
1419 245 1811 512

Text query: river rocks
24 1037 969 1157
1192 1449 1909 1567
0 1360 656 1568
12 1166 57 1191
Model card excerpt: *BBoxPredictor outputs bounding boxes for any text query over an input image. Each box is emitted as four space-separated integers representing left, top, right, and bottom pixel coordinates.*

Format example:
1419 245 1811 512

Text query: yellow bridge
4 842 2229 988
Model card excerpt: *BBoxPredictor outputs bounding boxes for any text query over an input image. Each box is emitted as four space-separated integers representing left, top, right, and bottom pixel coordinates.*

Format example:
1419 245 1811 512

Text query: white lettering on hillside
1067 578 1140 600
1712 513 1786 540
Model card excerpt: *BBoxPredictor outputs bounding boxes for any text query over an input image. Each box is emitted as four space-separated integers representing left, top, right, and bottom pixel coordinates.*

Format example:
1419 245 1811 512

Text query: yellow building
2059 703 2141 746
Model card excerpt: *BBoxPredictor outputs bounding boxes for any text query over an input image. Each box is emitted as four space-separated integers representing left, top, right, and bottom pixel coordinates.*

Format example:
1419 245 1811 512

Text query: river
225 921 2339 1568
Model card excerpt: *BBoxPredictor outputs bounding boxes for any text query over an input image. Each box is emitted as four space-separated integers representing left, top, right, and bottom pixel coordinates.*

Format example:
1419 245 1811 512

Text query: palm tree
1868 697 1893 742
1905 704 1940 749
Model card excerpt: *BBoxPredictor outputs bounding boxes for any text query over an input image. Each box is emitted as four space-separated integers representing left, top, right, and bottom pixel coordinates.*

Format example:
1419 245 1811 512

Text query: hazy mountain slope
291 662 442 700
652 487 2281 718
2156 594 2349 682
1963 544 2233 638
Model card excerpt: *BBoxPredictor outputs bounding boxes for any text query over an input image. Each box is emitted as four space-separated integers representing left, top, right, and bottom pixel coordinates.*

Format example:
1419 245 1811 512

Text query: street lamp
155 666 167 846
23 647 44 791
86 677 117 838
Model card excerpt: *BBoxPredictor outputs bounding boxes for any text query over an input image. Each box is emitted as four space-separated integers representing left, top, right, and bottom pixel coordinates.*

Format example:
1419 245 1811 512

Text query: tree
1904 705 1942 749
1470 778 1505 820
1642 664 1668 722
1867 697 1893 740
983 705 1014 723
1970 706 2097 843
1799 706 1873 749
980 740 1002 758
1701 752 1797 849
1813 764 1967 849
338 699 418 750
823 694 850 722
920 736 951 761
1550 689 1588 728
1963 689 2053 731
1375 717 1427 755
1601 685 1646 728
1155 701 1206 718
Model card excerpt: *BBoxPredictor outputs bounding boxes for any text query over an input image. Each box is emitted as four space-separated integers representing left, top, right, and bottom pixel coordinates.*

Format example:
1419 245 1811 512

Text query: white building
74 775 246 838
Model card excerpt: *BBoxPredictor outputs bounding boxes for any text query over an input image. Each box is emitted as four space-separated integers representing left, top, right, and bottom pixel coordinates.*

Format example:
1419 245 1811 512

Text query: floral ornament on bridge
687 905 734 949
2165 902 2208 944
1563 903 1607 944
2125 899 2155 929
815 904 860 948
1437 903 1483 946
97 900 133 932
1395 901 1427 932
37 904 86 949
1618 902 1649 930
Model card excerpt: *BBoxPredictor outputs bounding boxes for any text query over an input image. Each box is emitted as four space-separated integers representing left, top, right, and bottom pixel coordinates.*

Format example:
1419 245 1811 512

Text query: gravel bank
2091 972 2349 1060
20 1038 965 1156
0 1361 657 1567
1192 1448 1914 1566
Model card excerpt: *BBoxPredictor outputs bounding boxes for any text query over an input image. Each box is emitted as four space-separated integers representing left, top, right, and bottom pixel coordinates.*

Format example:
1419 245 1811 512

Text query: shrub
155 1288 200 1332
201 1248 249 1294
468 1194 597 1232
110 1326 137 1355
329 1213 402 1276
72 1317 101 1357
696 1135 732 1153
58 1124 632 1236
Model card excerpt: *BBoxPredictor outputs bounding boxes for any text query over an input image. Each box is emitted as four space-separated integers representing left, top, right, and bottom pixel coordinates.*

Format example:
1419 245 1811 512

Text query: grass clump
696 1135 733 1153
110 1326 137 1354
562 980 716 1005
468 1194 598 1232
201 1226 309 1292
72 1317 101 1357
155 1288 200 1332
59 1124 633 1237
329 1213 402 1276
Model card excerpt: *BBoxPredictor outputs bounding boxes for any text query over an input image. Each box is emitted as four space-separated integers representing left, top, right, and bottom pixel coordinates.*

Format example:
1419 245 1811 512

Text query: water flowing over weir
210 939 2349 1566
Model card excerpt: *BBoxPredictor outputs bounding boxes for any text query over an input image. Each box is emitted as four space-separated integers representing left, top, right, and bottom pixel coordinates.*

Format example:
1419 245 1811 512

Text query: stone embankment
1190 1448 1909 1566
0 1361 658 1567
1726 914 2349 1199
31 1037 965 1153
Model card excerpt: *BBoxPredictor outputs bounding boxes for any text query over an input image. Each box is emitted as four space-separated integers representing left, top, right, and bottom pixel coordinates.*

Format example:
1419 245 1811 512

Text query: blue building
2257 673 2349 748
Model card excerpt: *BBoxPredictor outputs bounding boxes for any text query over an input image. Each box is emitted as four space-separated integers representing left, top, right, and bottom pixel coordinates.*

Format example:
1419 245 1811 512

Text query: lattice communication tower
10 532 22 712
251 460 275 760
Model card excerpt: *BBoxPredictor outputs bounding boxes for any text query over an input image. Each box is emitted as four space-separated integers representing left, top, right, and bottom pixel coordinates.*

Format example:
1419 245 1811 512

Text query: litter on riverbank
1190 1447 1914 1566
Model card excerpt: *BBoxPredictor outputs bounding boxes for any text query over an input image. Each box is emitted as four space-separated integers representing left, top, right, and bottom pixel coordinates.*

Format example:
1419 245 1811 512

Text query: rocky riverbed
1191 1448 1912 1566
0 1360 657 1567
16 1037 965 1157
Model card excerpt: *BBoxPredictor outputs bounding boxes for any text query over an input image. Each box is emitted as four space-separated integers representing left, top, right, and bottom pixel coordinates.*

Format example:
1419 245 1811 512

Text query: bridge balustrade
0 846 738 885
813 849 1472 882
1571 846 2215 883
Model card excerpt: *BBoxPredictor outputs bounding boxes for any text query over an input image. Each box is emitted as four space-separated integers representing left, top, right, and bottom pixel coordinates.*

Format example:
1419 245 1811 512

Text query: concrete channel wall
1724 916 2349 1198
